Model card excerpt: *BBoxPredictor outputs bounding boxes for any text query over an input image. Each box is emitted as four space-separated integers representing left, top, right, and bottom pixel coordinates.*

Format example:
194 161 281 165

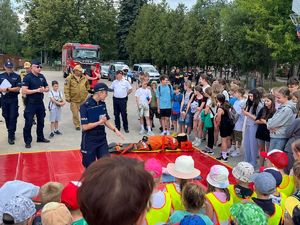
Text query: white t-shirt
135 87 152 106
202 84 211 92
110 78 132 98
48 90 63 110
206 98 216 118
233 98 246 131
222 90 230 102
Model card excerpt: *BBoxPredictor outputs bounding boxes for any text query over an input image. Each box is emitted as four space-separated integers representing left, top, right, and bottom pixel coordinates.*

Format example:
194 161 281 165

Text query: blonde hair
40 182 64 204
182 183 205 212
184 80 192 89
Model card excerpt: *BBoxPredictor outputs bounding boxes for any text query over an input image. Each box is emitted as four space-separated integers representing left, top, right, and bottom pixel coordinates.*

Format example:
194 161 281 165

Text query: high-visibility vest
267 203 284 225
277 175 294 197
228 184 256 204
205 192 233 225
145 192 172 225
165 183 185 211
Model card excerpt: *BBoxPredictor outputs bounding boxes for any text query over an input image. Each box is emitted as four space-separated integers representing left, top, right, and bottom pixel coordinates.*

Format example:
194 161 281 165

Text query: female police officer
80 82 124 168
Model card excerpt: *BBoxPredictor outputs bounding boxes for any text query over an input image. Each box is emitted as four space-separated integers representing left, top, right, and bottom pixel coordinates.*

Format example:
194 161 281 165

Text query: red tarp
0 149 235 187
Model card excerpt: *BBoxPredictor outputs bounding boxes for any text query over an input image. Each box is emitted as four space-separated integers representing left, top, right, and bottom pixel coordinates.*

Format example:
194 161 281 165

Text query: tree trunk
271 61 277 81
293 61 300 77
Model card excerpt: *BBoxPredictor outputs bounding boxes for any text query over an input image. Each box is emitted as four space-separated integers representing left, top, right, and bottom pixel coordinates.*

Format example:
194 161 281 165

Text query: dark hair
261 94 276 120
179 179 189 191
182 183 205 212
160 74 169 81
78 157 154 225
245 89 261 114
207 183 230 201
217 93 231 111
200 74 209 83
236 88 245 96
52 80 58 86
287 77 299 86
292 90 300 115
293 139 300 154
218 78 227 90
174 84 181 90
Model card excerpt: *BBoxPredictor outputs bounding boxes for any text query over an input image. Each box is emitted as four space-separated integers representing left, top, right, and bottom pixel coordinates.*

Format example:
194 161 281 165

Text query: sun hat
167 155 200 179
206 165 229 189
41 202 72 225
179 215 206 225
263 167 283 187
73 65 83 72
2 196 36 224
260 149 288 169
251 172 276 195
232 162 254 183
144 158 162 179
24 62 31 69
230 202 267 225
285 196 300 225
61 181 81 210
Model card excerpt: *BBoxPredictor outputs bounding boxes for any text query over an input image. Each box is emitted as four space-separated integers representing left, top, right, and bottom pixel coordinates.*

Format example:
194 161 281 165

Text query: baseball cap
179 215 206 225
94 83 109 92
73 65 83 72
263 167 283 187
232 162 254 183
260 149 288 169
4 61 13 68
206 165 229 189
251 172 276 195
31 59 41 66
230 202 267 225
41 202 72 225
2 196 36 224
24 62 31 69
285 196 300 225
61 182 80 210
144 158 162 179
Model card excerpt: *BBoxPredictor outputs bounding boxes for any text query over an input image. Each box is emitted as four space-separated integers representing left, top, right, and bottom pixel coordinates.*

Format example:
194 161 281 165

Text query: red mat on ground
0 149 235 187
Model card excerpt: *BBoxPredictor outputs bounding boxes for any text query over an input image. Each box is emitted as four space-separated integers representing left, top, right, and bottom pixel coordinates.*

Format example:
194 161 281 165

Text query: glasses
33 65 42 69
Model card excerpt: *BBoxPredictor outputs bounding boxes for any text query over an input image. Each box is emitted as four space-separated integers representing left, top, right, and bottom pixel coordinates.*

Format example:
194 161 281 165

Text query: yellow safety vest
228 184 256 204
267 203 284 225
145 192 172 225
165 183 185 211
277 175 294 197
205 192 233 225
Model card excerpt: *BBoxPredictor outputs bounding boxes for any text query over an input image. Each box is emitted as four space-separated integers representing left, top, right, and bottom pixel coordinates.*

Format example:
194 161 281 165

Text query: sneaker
147 130 154 136
195 139 202 146
159 127 163 132
228 145 236 153
231 150 241 157
54 130 62 135
216 155 228 162
192 138 199 146
166 130 170 135
205 146 214 155
49 132 55 138
139 129 145 135
160 131 166 136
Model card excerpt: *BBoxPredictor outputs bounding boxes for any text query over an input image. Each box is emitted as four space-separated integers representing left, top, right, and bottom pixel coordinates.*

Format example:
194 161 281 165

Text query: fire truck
62 43 101 88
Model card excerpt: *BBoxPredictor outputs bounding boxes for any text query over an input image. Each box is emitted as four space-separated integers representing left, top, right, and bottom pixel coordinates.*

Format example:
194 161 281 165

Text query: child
292 90 300 118
166 155 200 211
251 172 284 225
287 77 299 94
191 86 206 147
261 149 294 197
242 89 263 167
215 94 234 162
143 158 172 225
230 88 246 157
135 80 153 135
205 165 233 225
202 87 216 154
179 81 194 134
255 94 276 167
169 183 213 225
149 81 162 130
229 162 255 204
41 202 73 225
229 83 239 106
264 167 287 210
48 80 65 138
267 87 296 150
171 85 183 134
218 78 230 102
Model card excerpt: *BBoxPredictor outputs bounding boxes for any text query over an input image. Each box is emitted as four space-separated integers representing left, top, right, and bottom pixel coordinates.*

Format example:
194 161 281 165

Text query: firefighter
0 61 22 145
64 64 90 130
79 83 124 168
22 60 50 148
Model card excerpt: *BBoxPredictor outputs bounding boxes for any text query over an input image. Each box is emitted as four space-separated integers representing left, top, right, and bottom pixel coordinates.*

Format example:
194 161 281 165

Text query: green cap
230 202 267 225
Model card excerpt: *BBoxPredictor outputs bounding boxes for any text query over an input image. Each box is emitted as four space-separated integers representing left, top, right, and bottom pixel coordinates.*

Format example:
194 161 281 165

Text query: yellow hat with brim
24 62 31 69
73 65 83 72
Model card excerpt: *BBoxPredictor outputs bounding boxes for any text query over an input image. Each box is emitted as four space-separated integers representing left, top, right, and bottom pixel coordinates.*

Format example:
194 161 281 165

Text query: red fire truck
62 43 101 88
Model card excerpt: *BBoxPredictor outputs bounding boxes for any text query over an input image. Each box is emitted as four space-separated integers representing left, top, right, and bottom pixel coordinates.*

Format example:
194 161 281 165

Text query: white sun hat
166 155 200 179
206 165 229 188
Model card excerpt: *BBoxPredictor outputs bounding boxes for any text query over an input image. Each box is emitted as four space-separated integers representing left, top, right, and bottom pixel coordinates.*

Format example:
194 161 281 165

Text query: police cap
4 60 14 68
94 83 108 92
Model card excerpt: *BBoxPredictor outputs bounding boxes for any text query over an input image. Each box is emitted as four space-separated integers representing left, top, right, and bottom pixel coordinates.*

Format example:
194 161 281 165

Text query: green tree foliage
117 0 147 60
23 0 118 60
0 0 22 54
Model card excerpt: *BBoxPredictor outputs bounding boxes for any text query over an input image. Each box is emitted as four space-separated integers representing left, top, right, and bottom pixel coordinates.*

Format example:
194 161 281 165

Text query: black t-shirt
255 108 275 142
252 197 275 216
234 184 253 199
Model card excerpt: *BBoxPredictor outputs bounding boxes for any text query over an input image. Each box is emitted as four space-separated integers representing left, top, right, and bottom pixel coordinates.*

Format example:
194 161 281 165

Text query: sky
153 0 197 9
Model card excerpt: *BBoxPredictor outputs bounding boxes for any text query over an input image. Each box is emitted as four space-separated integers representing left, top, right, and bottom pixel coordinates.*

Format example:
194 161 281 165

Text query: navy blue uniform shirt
0 72 22 98
22 72 48 101
80 96 110 129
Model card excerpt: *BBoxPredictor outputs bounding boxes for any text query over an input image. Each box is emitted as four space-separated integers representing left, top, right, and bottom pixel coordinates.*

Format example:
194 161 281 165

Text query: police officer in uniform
22 60 50 148
80 83 124 168
0 61 22 144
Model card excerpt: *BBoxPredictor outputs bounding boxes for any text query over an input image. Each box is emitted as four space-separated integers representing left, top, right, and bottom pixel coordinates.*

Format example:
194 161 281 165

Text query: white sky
153 0 197 9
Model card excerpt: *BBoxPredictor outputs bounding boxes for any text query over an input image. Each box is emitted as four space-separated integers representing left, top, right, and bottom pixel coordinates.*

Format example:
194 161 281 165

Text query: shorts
220 125 233 138
160 108 171 118
171 112 180 121
232 130 243 143
49 107 62 122
179 112 193 127
138 104 149 117
150 107 161 120
257 139 270 150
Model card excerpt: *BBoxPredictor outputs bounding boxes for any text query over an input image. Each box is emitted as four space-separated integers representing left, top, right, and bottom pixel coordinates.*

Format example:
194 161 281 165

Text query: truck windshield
142 66 157 73
73 49 99 59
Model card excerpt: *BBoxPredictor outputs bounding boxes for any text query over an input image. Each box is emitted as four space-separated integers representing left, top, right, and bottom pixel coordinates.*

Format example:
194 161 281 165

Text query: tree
0 0 22 54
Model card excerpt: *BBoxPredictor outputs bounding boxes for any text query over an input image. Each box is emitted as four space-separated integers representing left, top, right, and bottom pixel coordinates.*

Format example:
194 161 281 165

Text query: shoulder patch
64 79 69 85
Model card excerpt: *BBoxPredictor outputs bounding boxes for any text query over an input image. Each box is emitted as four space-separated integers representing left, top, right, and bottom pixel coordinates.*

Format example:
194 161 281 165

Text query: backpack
228 107 238 126
48 91 62 111
158 84 172 98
